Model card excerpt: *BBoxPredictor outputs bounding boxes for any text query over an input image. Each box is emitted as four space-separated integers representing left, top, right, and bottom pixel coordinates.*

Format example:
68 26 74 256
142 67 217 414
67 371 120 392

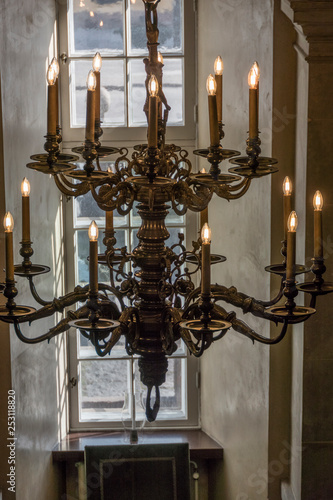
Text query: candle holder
146 147 160 183
0 278 36 321
27 133 78 174
266 276 316 321
229 136 279 178
82 139 97 176
297 256 333 301
193 145 240 181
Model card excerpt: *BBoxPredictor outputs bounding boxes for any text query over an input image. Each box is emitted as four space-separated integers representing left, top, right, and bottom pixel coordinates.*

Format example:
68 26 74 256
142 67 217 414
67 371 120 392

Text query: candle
21 178 31 242
286 211 298 280
47 65 57 136
313 190 323 259
283 176 292 241
201 223 211 295
86 70 97 143
214 56 223 124
50 57 60 131
148 75 159 148
4 212 14 283
248 63 259 139
88 221 99 296
93 52 102 122
106 211 114 232
206 74 219 147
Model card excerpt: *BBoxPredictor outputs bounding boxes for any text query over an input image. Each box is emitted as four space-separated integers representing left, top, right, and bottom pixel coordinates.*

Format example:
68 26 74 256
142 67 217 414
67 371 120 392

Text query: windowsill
52 429 223 462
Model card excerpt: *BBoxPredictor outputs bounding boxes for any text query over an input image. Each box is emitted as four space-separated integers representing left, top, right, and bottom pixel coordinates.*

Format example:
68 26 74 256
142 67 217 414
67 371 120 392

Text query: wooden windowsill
52 429 223 462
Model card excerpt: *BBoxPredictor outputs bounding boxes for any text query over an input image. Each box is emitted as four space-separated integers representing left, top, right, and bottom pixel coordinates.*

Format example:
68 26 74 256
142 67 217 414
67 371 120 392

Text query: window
58 0 196 143
59 0 198 430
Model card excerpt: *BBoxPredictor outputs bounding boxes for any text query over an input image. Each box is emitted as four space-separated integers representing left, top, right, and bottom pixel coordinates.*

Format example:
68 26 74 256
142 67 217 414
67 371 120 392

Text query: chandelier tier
1 0 332 422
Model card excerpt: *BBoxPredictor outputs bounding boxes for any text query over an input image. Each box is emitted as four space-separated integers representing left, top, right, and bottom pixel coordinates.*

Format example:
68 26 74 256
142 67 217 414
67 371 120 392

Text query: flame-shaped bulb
88 221 98 241
214 56 223 75
201 223 211 244
4 212 14 232
21 177 30 197
287 211 298 232
283 176 292 196
206 74 217 96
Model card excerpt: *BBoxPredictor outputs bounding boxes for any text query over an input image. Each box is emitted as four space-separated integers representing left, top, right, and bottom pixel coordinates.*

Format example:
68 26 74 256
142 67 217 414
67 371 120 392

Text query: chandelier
1 0 332 424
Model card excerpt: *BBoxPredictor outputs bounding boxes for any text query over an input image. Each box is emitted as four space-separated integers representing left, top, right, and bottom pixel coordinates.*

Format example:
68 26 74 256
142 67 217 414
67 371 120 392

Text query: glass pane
163 58 184 126
128 58 183 127
69 60 126 128
68 0 124 56
79 359 129 421
76 229 127 285
128 0 183 56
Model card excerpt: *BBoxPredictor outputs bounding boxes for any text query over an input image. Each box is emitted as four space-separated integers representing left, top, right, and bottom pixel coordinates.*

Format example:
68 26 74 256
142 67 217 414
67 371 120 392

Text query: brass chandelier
1 0 332 423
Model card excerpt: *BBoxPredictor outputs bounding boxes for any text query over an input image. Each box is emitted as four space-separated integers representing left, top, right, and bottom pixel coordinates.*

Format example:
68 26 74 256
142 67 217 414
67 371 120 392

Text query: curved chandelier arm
90 180 135 216
12 303 89 344
54 174 90 198
89 326 123 357
244 319 289 345
255 277 284 307
221 178 252 200
171 181 212 215
183 285 276 322
97 283 127 311
28 276 52 306
14 285 89 325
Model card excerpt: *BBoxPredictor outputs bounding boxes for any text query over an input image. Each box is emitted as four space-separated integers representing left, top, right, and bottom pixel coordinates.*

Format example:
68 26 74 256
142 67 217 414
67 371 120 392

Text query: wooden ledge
52 429 223 462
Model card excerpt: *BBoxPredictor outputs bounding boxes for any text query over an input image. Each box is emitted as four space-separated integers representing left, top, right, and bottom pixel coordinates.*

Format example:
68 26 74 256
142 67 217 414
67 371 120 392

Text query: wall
197 1 274 499
0 1 68 499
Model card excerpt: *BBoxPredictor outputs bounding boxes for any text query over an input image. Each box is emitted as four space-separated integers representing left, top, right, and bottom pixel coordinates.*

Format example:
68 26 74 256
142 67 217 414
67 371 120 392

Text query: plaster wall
0 1 68 499
197 1 273 498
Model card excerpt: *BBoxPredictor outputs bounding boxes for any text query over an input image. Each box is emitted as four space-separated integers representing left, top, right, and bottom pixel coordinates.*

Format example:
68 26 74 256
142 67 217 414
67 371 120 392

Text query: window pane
68 0 124 56
128 59 146 127
69 60 126 127
163 58 184 126
128 0 183 56
79 359 129 421
128 57 184 127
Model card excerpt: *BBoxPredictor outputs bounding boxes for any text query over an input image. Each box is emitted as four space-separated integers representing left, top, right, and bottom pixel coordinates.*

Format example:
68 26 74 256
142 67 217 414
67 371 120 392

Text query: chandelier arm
97 283 127 310
172 182 213 214
228 177 250 192
54 174 90 198
242 319 289 345
90 326 123 357
14 286 89 324
255 277 284 307
211 303 287 344
224 179 252 200
90 181 135 216
211 285 280 322
28 276 52 306
12 303 89 344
